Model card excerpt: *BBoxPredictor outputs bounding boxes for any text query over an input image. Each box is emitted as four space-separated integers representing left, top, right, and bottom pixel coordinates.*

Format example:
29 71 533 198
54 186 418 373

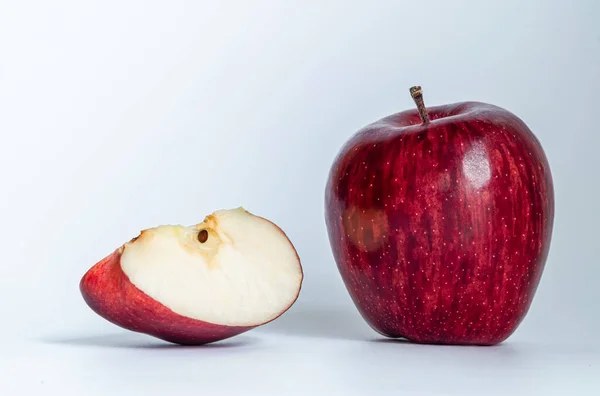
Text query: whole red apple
325 86 554 345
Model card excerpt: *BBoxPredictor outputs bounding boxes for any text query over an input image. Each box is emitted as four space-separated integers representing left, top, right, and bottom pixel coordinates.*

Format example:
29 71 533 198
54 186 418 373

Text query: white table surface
2 309 598 396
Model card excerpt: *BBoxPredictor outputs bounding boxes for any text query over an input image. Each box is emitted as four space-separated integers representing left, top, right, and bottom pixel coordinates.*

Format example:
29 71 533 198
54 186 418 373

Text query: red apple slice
80 207 303 345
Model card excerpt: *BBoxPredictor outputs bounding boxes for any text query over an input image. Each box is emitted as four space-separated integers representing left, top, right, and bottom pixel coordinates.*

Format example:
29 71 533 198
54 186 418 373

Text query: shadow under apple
258 306 376 341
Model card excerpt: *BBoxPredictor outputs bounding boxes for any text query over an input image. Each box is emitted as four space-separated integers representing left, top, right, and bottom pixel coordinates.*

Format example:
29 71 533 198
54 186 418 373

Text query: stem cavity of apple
410 86 430 124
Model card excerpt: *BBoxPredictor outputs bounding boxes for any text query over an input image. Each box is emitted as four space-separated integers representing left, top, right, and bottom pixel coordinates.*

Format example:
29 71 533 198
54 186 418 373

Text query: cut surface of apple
80 207 303 345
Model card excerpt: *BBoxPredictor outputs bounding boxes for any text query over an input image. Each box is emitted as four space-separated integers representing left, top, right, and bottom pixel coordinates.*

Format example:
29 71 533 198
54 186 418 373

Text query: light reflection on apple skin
342 205 390 252
325 101 554 346
462 141 491 190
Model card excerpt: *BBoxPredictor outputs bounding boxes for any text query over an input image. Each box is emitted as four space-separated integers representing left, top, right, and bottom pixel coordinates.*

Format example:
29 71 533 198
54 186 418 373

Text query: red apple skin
325 101 554 345
80 248 254 345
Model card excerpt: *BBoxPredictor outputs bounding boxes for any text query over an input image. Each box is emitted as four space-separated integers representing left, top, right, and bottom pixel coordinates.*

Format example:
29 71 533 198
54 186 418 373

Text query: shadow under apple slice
40 332 257 349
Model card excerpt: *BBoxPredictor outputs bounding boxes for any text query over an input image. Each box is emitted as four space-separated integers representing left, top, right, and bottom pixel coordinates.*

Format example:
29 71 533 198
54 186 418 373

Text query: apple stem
409 86 430 124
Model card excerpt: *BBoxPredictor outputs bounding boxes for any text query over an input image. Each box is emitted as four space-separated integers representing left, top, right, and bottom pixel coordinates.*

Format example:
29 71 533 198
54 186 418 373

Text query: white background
1 0 599 394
